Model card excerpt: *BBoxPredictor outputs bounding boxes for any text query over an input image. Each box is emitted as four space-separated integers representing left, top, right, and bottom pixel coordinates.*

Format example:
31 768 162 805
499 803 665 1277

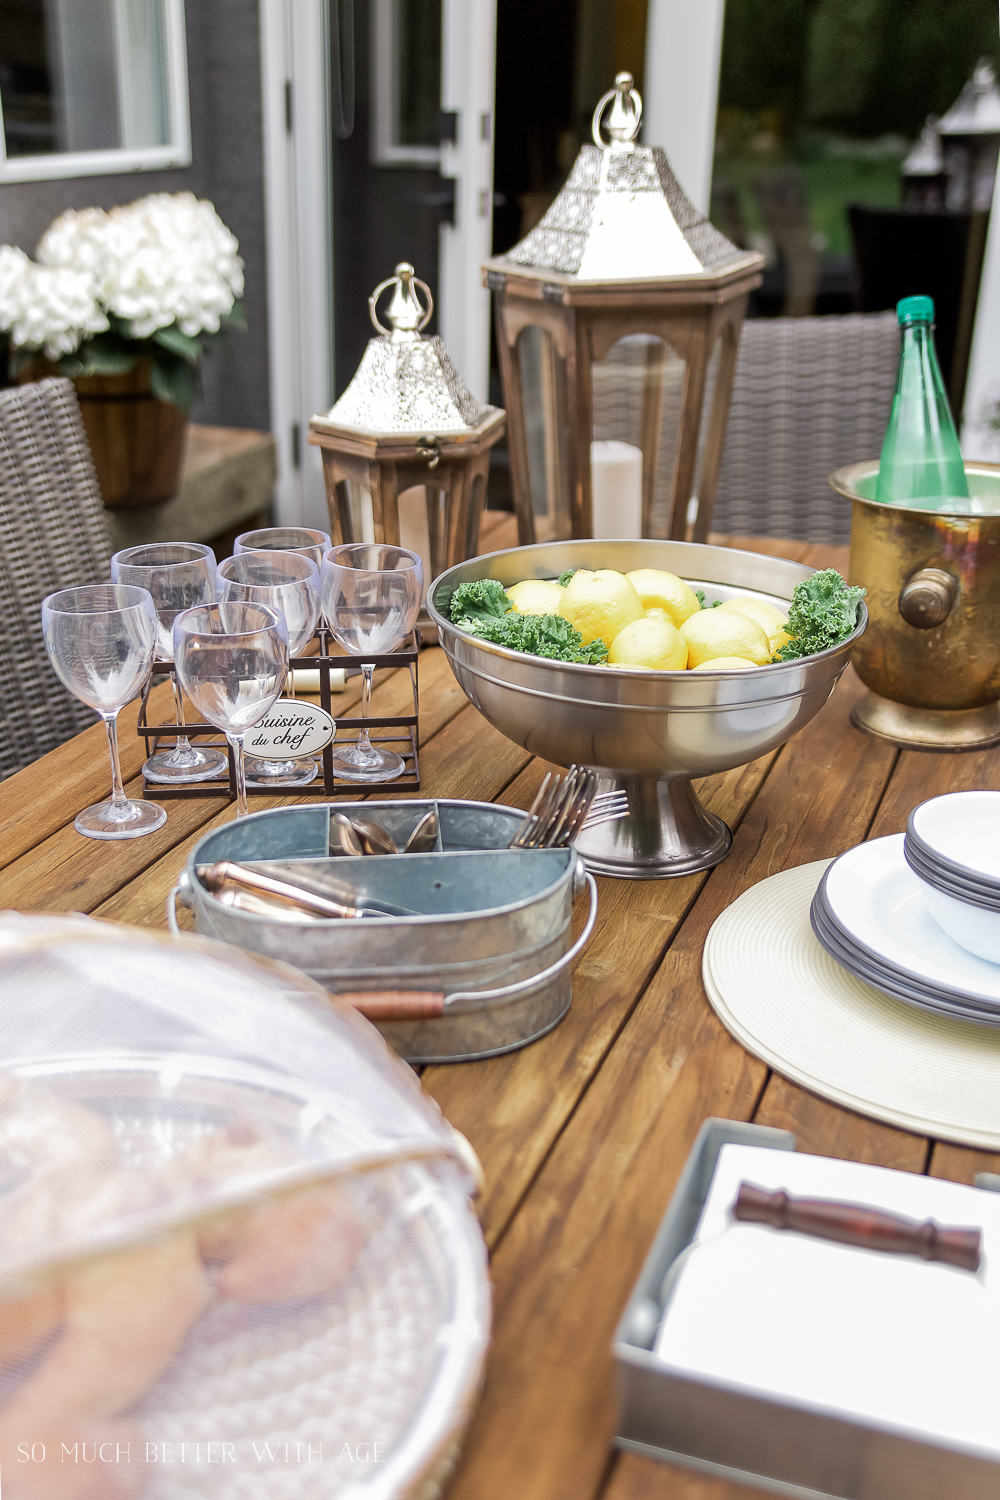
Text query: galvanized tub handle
168 866 599 1018
442 867 597 1009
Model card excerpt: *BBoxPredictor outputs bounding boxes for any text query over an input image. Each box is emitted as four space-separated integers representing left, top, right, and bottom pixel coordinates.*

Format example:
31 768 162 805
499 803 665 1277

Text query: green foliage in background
720 0 1000 141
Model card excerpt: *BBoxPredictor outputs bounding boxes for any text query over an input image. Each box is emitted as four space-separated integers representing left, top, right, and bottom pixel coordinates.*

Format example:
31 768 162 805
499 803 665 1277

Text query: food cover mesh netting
0 915 490 1500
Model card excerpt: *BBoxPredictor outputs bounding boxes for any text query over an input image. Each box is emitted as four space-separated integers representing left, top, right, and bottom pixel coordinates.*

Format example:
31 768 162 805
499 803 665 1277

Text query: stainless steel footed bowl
428 540 867 879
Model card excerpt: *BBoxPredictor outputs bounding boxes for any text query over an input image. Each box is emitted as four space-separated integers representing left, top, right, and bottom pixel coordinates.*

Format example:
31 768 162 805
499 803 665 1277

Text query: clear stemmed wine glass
216 551 321 786
320 543 422 783
173 601 288 818
235 527 332 572
41 584 167 840
110 542 228 784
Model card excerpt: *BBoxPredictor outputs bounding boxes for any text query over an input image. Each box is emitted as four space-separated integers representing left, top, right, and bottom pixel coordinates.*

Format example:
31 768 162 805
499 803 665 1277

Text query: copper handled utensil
196 860 417 919
733 1182 982 1272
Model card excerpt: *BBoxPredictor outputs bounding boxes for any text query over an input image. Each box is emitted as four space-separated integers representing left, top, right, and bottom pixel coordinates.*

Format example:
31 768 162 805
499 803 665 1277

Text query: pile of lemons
505 569 791 671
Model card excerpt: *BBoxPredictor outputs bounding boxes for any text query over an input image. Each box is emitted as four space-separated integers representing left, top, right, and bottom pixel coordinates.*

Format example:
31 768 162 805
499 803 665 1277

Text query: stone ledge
105 425 276 548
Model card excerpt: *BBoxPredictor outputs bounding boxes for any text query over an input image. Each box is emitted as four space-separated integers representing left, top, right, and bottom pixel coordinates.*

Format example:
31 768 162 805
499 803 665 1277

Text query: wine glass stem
358 663 375 753
103 712 129 810
170 669 193 752
228 732 249 817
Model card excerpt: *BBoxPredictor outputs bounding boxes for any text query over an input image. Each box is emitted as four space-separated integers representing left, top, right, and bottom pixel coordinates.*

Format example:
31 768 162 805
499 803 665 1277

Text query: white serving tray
614 1119 1000 1500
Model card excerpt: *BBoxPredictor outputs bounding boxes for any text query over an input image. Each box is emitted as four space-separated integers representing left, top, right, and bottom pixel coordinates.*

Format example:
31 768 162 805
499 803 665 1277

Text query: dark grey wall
0 0 270 431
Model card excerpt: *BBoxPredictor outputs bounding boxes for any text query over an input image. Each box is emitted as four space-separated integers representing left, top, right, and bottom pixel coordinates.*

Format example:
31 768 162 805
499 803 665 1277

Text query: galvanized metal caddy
171 800 598 1064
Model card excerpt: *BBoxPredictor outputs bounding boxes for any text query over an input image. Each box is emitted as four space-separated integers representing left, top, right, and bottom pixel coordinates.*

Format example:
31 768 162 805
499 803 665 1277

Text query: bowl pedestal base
574 775 733 879
851 690 1000 752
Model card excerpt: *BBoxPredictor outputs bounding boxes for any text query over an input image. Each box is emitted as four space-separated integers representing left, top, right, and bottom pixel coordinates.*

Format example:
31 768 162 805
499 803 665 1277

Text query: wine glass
235 526 332 571
173 602 288 818
320 543 422 782
41 584 167 840
110 542 227 784
216 551 321 786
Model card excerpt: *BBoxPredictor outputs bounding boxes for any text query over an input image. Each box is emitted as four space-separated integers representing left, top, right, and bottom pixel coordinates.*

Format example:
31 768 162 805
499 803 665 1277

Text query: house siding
0 0 270 432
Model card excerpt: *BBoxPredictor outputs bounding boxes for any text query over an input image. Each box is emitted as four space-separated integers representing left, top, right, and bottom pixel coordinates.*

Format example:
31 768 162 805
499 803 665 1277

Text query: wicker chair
710 312 899 544
0 377 114 780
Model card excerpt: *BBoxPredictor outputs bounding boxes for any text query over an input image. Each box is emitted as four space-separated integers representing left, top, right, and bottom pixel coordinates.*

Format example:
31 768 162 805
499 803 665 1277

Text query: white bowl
909 791 1000 888
919 880 1000 965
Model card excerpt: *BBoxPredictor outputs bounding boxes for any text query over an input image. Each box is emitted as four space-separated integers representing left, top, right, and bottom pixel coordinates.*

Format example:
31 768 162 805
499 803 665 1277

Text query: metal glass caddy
171 800 598 1064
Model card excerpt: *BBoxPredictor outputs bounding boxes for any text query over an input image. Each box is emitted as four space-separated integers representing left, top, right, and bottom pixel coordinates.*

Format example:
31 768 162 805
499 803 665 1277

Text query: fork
509 766 628 849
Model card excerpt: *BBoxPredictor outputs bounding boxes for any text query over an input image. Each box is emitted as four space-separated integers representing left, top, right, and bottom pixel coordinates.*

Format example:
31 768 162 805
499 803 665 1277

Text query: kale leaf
448 578 511 624
774 569 866 661
449 579 608 664
695 590 722 609
557 569 578 587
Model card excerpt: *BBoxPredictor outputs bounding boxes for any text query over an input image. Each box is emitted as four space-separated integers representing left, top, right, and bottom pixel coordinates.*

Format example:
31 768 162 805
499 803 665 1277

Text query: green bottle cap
897 295 934 325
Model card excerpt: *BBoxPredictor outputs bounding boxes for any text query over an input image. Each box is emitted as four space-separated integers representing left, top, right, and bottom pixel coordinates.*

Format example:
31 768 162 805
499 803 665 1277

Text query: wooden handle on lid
733 1182 981 1272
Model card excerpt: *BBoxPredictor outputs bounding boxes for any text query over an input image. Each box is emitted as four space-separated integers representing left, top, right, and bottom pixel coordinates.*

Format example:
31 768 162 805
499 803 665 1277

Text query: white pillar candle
397 484 433 601
590 440 643 539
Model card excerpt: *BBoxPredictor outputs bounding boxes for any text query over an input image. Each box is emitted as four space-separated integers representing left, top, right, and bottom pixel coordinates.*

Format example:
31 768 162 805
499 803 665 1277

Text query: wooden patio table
3 512 999 1500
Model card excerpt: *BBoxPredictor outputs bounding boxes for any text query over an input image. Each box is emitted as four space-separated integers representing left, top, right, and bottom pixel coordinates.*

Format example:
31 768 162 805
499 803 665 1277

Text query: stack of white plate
810 833 1000 1028
904 791 1000 964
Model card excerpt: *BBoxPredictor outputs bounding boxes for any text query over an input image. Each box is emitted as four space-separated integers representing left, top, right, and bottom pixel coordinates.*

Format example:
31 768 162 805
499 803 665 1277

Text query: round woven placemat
703 859 1000 1149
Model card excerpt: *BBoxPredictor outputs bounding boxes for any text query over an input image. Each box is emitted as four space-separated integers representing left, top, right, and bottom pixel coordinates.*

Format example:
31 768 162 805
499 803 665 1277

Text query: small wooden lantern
483 73 764 544
309 263 506 625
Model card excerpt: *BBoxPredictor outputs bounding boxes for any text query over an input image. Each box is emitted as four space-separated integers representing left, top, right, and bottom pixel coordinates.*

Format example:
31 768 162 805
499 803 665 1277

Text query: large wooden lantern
309 263 506 625
484 73 764 544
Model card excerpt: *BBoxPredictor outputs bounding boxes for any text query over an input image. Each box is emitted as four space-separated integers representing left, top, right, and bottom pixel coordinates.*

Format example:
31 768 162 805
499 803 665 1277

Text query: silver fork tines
509 766 625 850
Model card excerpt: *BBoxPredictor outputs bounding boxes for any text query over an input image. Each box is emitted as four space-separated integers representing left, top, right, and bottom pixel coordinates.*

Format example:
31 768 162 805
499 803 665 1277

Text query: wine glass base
75 798 167 841
332 746 406 783
245 758 319 788
143 746 229 784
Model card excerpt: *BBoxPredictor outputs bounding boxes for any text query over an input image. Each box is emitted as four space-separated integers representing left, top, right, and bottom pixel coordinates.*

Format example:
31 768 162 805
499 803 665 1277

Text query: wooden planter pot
19 356 188 509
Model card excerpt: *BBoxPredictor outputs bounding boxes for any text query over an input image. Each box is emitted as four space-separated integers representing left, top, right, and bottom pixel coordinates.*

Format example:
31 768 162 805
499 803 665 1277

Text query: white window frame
370 0 441 168
0 0 191 183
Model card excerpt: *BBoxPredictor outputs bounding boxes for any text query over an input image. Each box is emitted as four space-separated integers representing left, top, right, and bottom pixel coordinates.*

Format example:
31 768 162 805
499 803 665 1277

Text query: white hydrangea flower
36 206 109 281
0 246 107 359
1 191 243 358
99 192 244 339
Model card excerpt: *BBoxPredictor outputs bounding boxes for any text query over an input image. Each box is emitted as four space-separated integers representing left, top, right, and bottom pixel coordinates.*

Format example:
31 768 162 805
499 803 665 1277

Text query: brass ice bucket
829 460 1000 750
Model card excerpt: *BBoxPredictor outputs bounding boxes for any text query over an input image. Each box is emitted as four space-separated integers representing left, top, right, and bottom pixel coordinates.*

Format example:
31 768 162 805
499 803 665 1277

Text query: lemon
718 596 790 655
608 615 688 671
558 569 644 648
626 569 701 628
680 608 771 667
690 656 759 672
505 579 566 616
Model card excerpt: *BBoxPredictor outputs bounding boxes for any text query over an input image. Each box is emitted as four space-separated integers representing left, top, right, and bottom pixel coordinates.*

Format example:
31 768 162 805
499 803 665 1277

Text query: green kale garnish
774 569 866 662
695 590 722 609
449 580 608 664
557 569 578 587
461 611 609 665
448 578 512 624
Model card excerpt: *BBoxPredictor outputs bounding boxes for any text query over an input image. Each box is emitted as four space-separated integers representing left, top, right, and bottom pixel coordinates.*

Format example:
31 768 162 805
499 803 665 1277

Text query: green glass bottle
875 295 969 508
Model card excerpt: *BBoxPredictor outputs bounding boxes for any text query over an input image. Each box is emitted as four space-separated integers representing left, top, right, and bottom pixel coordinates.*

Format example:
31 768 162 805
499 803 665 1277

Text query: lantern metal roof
902 117 944 177
312 263 499 438
486 73 760 286
938 60 1000 140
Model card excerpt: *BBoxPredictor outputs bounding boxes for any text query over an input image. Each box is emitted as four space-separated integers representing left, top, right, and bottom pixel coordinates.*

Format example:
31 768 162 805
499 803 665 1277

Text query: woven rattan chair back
710 312 899 544
0 377 114 779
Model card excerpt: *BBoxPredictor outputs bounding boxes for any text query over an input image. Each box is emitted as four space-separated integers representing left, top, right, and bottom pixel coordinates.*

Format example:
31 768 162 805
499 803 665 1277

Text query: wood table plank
0 649 463 918
423 748 779 1247
438 657 897 1500
602 1453 776 1500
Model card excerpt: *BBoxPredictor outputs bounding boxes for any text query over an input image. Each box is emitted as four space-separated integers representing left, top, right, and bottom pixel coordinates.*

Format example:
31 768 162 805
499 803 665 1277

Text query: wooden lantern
483 74 764 544
309 263 506 625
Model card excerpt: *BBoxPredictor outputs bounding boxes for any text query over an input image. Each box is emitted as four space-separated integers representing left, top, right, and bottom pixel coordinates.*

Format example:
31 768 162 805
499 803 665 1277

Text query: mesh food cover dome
0 914 489 1500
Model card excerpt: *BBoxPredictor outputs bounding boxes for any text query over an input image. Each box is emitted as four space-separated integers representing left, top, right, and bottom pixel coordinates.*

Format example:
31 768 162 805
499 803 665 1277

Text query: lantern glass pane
591 334 687 540
517 324 571 542
688 333 725 538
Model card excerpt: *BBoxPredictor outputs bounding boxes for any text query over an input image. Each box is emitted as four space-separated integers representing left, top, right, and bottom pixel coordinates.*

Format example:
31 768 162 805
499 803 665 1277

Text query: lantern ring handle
592 72 642 148
369 275 434 336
